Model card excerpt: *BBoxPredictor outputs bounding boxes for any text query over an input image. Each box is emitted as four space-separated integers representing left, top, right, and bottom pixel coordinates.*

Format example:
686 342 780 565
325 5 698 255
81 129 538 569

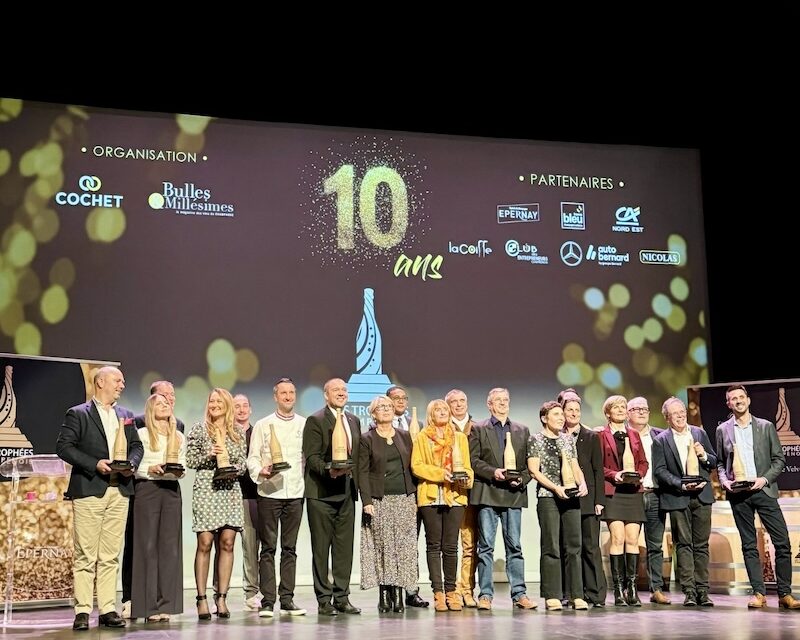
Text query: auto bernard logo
612 206 644 233
639 250 681 265
585 243 630 267
497 203 540 224
505 240 548 265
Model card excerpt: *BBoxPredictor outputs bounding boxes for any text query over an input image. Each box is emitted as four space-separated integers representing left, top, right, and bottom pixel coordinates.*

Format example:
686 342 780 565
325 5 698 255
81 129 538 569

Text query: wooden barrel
780 498 800 588
709 501 758 594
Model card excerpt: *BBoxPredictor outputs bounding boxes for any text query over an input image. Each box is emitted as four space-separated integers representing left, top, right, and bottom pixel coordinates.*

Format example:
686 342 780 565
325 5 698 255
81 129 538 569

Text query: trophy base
505 470 521 481
564 486 580 498
681 475 704 486
451 471 469 482
271 461 291 472
325 460 353 470
620 472 641 484
164 463 185 475
731 480 755 490
213 466 238 481
109 460 132 471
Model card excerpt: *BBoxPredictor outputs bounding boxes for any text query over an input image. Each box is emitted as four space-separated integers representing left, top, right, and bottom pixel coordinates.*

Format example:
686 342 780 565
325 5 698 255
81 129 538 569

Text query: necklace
377 426 395 445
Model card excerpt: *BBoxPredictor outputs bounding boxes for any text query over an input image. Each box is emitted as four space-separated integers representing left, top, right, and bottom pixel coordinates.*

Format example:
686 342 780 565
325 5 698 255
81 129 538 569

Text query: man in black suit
469 387 537 610
652 397 717 607
716 384 800 609
121 379 184 618
558 389 606 607
56 366 143 631
302 378 361 615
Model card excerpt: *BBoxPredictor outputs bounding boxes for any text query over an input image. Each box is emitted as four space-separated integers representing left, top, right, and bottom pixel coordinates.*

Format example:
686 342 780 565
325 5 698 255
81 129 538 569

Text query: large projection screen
0 97 709 584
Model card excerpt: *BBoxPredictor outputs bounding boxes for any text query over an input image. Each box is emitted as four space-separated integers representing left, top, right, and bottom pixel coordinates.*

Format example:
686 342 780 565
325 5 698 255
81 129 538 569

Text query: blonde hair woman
411 399 473 612
186 388 246 619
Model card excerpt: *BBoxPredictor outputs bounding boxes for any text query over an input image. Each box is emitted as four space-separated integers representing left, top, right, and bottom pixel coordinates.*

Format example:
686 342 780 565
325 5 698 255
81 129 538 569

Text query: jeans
729 490 793 596
643 491 667 591
476 506 526 600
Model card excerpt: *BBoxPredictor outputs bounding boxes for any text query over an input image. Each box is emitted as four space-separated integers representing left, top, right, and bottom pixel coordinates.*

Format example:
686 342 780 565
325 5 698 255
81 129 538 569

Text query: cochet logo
639 250 681 265
54 175 124 208
448 240 492 257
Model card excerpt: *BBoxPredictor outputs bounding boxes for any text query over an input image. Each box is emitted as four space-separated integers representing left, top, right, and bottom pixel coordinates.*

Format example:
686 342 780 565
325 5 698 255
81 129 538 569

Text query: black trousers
669 498 711 593
306 497 355 604
419 504 464 592
256 497 304 606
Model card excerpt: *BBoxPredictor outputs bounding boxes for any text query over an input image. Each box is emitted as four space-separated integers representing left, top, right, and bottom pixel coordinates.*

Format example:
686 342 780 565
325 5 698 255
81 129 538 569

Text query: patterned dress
186 422 247 532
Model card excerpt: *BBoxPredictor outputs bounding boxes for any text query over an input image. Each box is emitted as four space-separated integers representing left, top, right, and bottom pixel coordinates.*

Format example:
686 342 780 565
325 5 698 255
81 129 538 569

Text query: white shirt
671 428 693 474
638 426 655 489
247 412 306 499
452 416 470 432
93 397 119 459
135 428 187 480
393 414 409 431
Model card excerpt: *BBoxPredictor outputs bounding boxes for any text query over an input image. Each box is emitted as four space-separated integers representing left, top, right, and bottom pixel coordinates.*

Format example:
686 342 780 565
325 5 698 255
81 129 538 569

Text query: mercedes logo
560 241 582 267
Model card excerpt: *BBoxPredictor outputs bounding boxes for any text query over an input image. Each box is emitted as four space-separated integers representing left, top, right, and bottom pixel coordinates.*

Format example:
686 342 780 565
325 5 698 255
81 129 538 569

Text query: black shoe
378 586 392 613
214 592 230 618
592 601 605 608
333 599 361 614
98 611 126 627
318 602 338 616
405 592 429 608
72 613 90 631
683 592 697 607
391 586 405 613
279 600 307 616
696 591 714 607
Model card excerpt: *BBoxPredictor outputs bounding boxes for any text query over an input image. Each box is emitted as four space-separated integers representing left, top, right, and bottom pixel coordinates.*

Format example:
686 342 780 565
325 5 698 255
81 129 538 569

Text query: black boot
610 554 627 606
378 585 392 613
625 553 642 606
392 586 405 613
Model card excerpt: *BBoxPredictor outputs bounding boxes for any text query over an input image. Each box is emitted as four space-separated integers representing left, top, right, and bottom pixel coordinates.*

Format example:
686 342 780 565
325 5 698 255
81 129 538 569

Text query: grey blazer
715 416 784 498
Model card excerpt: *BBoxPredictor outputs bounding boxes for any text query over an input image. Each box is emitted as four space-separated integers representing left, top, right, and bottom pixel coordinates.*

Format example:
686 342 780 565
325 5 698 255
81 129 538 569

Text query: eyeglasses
391 396 409 401
374 405 394 411
629 407 649 413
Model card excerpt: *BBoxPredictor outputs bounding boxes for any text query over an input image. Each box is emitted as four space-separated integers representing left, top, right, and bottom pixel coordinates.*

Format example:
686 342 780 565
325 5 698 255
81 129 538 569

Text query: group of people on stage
55 367 800 630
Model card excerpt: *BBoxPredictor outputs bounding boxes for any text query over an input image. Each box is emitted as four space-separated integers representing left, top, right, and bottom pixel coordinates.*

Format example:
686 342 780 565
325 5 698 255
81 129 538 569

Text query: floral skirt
360 493 418 590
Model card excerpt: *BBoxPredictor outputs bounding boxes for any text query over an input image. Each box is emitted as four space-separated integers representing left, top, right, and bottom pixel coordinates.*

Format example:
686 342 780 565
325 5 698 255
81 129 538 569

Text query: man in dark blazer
558 389 606 607
469 387 537 610
55 366 143 631
653 397 717 606
302 378 361 615
716 384 800 609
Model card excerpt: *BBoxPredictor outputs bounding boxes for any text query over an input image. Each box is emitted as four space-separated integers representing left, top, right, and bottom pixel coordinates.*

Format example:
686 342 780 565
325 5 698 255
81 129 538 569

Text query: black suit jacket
652 426 717 508
56 401 143 499
469 418 531 508
358 428 415 505
302 407 361 501
572 425 605 515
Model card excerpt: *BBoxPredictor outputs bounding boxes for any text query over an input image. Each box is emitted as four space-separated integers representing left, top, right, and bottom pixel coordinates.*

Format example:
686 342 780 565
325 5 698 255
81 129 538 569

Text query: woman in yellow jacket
411 399 474 612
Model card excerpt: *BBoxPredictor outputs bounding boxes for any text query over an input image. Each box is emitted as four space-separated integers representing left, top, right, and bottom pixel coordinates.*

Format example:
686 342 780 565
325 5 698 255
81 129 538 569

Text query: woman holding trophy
186 388 246 619
411 399 473 612
131 393 186 622
598 394 647 607
358 396 418 613
528 401 588 610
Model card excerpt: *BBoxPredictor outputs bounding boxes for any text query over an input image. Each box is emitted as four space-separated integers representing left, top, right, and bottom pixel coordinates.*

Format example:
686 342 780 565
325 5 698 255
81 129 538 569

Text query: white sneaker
244 595 261 611
258 605 274 618
121 601 132 619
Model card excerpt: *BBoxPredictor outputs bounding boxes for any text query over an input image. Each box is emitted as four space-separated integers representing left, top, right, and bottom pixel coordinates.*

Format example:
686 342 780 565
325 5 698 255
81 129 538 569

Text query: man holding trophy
247 377 307 617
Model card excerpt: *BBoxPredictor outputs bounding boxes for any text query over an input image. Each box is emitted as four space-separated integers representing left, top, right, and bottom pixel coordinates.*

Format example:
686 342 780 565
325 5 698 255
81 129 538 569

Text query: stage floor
3 585 800 639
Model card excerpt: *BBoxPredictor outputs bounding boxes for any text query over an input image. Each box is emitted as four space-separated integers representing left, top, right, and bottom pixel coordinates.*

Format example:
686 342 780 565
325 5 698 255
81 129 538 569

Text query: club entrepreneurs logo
148 182 236 217
54 175 124 208
505 240 549 264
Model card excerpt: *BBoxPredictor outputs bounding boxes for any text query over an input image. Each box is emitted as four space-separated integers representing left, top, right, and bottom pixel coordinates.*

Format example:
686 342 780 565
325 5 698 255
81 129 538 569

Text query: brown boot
433 592 448 612
446 592 463 611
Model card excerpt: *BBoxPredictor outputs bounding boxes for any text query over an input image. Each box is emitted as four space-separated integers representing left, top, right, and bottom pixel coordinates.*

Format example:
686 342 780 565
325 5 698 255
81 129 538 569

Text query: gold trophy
561 450 579 497
109 417 132 471
408 406 420 441
326 408 352 470
731 443 755 490
681 436 703 486
503 432 520 481
620 434 641 484
268 423 291 472
451 437 469 482
213 424 238 480
163 417 184 477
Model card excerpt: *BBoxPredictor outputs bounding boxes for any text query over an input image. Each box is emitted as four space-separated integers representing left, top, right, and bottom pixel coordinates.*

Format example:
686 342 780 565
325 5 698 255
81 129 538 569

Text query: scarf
423 423 455 472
